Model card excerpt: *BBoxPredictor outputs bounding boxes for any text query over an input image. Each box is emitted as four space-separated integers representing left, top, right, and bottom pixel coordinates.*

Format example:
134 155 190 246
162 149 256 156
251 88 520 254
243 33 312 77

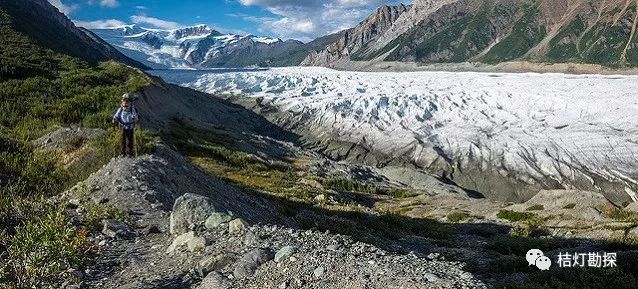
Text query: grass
0 9 150 287
168 121 313 199
447 211 472 223
0 209 92 288
546 15 587 62
526 204 545 211
482 3 546 63
322 177 413 198
497 210 537 222
602 208 638 222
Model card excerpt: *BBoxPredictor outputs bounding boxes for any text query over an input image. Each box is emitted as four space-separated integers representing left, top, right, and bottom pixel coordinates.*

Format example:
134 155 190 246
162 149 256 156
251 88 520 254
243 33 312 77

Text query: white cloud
130 15 182 30
235 0 411 39
99 0 120 8
48 0 79 15
73 19 127 29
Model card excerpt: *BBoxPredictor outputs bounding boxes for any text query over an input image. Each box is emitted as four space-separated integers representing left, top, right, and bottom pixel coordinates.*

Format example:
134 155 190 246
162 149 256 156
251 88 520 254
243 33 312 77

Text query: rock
243 231 260 246
313 266 325 278
274 246 297 263
424 272 441 282
68 198 81 208
166 231 198 253
327 244 341 251
233 248 273 278
102 219 133 239
170 193 219 235
92 196 109 204
228 218 248 234
626 202 638 213
196 271 230 289
205 212 234 230
198 254 236 275
278 281 288 289
144 224 162 235
187 236 207 252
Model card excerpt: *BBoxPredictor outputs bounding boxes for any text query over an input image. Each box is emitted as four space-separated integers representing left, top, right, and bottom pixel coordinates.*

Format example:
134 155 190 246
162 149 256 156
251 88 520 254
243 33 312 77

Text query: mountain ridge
90 24 339 69
0 0 147 69
303 0 638 68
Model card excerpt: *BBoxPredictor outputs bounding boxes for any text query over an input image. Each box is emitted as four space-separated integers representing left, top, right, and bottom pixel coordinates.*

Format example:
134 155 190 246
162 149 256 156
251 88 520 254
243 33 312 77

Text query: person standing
112 93 139 157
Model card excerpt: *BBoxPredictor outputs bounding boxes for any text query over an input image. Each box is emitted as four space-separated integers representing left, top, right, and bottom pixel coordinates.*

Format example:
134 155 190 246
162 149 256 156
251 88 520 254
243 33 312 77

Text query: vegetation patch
526 204 545 211
0 11 149 287
497 210 537 222
482 3 546 63
447 211 472 223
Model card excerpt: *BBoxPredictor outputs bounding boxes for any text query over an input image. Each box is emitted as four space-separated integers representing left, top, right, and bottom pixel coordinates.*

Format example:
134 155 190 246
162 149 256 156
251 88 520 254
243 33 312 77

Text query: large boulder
626 202 638 213
198 254 236 275
233 248 273 278
170 193 220 235
196 272 230 289
166 231 206 253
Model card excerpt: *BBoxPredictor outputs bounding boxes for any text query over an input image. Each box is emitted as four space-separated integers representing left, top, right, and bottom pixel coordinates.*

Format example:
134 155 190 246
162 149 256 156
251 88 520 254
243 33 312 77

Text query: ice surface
151 67 638 202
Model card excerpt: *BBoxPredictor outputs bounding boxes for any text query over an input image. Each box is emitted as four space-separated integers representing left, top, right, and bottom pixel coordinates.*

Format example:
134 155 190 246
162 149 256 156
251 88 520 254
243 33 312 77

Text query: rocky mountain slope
304 0 638 67
0 0 147 69
301 4 410 67
90 24 340 69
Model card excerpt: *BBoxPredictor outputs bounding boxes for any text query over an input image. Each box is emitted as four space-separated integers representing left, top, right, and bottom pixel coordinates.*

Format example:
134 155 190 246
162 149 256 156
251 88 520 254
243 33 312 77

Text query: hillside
304 0 638 67
0 0 146 69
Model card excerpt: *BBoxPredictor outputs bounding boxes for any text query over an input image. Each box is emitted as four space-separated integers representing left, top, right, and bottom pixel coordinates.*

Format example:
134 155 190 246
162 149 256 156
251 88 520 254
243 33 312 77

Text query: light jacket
113 106 138 130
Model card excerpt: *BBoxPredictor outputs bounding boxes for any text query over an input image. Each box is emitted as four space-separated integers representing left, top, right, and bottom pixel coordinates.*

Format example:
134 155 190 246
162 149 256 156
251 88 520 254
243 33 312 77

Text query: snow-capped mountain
151 67 638 205
89 24 307 69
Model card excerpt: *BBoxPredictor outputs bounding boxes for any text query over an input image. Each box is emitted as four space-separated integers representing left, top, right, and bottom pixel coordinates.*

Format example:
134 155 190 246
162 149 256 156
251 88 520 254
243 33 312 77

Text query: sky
50 0 411 42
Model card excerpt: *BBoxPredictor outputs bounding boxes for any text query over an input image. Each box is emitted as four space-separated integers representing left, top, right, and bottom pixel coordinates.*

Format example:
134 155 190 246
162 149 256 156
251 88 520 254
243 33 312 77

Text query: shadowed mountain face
0 0 147 69
304 0 638 67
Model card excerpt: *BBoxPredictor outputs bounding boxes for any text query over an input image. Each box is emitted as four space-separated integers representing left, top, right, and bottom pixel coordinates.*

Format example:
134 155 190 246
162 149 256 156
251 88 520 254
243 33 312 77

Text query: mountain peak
169 24 218 39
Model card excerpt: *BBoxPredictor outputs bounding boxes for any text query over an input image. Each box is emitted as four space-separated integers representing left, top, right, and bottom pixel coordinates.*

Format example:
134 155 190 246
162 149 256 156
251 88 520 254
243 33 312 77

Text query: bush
0 209 91 288
0 14 150 288
526 204 545 211
447 211 471 223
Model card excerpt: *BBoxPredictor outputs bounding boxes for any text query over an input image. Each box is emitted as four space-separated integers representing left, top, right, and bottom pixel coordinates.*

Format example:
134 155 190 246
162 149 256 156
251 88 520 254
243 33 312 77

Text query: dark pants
120 128 135 157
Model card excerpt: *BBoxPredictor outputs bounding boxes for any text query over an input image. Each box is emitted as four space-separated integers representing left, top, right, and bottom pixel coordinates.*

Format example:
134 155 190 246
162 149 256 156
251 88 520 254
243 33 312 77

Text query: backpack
117 105 138 127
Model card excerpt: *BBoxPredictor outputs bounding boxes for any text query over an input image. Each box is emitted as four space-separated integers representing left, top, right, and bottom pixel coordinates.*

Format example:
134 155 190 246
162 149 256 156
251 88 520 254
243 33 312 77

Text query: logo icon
526 249 551 270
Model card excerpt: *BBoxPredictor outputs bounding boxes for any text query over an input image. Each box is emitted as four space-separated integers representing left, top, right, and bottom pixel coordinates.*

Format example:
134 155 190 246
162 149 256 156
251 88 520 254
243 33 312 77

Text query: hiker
112 93 139 157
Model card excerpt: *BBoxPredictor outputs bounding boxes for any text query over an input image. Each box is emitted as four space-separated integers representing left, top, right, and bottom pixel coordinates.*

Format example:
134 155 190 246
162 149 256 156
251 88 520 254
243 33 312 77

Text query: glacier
151 67 638 204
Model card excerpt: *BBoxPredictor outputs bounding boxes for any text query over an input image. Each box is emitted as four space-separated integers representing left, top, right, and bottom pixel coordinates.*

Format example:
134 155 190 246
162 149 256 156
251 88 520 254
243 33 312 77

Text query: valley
3 0 638 288
151 67 638 205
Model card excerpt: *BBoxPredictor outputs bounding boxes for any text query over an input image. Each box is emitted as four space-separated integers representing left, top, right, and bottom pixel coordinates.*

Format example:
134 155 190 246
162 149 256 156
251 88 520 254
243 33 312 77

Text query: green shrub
526 204 545 211
447 211 471 223
0 12 150 288
0 209 91 288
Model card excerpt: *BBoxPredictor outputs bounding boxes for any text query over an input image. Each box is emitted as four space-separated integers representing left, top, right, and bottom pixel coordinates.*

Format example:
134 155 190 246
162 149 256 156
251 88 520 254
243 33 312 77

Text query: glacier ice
151 67 638 203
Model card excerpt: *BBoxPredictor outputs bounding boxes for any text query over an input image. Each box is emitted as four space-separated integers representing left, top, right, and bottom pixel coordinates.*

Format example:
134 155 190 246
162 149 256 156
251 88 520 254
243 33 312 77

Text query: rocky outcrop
302 4 410 66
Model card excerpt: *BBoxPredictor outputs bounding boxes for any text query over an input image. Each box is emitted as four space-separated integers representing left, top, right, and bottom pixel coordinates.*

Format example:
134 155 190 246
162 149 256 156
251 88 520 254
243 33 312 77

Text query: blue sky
49 0 411 42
